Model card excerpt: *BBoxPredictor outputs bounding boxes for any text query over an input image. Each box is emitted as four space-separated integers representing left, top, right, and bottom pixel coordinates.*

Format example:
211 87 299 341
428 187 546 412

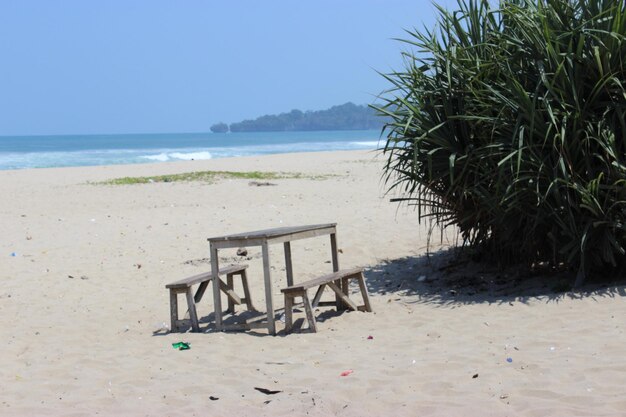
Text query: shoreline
1 150 625 416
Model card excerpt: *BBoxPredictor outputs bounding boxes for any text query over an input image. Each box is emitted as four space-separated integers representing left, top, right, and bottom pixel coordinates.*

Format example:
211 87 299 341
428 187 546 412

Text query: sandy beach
1 149 625 416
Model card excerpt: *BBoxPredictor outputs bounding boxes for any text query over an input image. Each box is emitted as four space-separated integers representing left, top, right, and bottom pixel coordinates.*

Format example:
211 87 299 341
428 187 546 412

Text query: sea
0 130 383 171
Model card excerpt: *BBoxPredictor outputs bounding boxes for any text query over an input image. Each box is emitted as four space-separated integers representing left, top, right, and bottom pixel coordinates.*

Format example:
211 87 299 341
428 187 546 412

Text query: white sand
1 150 625 416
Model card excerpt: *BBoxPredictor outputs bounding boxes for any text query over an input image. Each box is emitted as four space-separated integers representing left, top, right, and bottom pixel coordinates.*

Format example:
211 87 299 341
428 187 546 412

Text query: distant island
210 102 382 133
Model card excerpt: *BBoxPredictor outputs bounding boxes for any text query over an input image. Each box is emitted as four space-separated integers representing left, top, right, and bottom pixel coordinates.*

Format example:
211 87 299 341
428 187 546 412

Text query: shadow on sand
362 247 626 307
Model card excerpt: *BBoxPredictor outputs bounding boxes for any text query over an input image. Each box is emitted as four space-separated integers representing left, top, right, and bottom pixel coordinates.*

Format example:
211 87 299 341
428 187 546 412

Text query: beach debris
209 396 219 401
264 400 272 404
172 342 190 350
367 335 373 340
340 370 353 377
417 275 427 282
412 359 416 365
506 357 513 363
449 289 457 296
549 346 556 351
236 248 248 257
135 263 142 269
500 394 509 400
26 236 32 240
68 275 74 279
254 387 282 395
248 181 277 187
10 252 17 257
338 249 343 254
80 275 88 280
472 374 479 379
153 322 170 334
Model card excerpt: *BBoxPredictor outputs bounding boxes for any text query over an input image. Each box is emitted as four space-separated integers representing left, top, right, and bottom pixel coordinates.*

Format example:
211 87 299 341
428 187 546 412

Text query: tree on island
377 0 626 287
210 122 229 133
226 102 383 132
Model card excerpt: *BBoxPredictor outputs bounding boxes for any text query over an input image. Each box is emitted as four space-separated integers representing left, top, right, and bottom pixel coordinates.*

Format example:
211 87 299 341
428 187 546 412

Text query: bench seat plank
281 268 363 293
166 264 248 289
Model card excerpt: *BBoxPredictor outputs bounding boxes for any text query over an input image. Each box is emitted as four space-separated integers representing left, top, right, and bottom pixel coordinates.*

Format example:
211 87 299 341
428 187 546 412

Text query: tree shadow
363 247 626 306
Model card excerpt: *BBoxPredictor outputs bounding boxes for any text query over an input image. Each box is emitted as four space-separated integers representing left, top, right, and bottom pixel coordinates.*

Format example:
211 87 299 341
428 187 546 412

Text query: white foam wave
169 151 212 160
351 140 380 147
140 151 213 162
142 153 169 162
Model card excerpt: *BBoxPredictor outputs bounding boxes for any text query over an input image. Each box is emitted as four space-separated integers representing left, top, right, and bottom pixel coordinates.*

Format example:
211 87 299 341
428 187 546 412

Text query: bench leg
284 294 294 333
169 289 179 332
194 279 211 303
357 272 373 312
185 287 200 332
302 291 317 333
327 281 359 311
240 270 255 311
226 273 235 314
312 284 326 308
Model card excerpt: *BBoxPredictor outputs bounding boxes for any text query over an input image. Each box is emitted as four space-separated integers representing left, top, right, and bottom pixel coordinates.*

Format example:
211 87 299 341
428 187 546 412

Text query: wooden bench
281 268 372 333
165 264 253 332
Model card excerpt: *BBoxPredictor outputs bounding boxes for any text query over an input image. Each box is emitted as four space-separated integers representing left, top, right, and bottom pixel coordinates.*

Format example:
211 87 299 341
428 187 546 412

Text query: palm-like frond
374 0 626 285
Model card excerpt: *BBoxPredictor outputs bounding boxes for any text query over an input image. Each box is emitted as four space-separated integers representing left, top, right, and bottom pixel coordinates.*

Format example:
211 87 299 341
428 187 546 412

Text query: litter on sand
172 342 190 350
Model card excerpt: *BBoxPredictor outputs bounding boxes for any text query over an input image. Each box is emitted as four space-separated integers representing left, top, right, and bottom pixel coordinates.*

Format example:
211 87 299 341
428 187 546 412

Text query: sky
0 0 461 136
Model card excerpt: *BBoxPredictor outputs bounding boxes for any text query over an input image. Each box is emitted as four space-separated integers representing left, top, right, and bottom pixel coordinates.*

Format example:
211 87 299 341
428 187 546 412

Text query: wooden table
208 223 339 335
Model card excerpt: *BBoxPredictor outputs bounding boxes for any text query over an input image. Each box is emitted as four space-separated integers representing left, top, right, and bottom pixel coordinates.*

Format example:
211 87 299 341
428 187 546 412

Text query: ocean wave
351 140 380 147
0 132 380 170
140 151 213 162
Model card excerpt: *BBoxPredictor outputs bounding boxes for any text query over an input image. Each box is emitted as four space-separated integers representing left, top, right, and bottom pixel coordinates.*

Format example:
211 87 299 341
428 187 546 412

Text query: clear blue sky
0 0 460 136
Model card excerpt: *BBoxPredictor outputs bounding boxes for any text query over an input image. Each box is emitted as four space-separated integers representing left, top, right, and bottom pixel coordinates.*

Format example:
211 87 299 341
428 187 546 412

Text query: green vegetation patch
94 170 331 185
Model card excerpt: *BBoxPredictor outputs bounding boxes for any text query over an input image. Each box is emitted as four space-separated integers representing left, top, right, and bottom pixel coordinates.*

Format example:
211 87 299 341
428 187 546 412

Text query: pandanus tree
377 0 626 286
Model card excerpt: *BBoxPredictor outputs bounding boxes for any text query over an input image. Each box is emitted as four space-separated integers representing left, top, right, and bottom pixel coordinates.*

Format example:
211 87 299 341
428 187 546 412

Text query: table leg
284 241 294 287
330 232 344 310
261 241 276 335
210 244 223 331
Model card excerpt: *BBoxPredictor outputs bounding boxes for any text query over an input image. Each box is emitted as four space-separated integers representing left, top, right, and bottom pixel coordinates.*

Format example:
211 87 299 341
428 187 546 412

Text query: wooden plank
166 272 211 289
244 311 273 324
330 232 343 309
266 227 337 245
284 241 294 287
330 233 339 272
169 290 178 332
208 223 337 242
165 264 248 289
210 245 223 331
326 281 359 311
311 284 326 308
357 273 373 312
240 270 255 311
226 273 235 313
316 301 337 307
281 268 363 292
284 294 294 333
185 287 200 332
302 291 317 333
261 240 276 335
194 280 210 303
219 279 242 305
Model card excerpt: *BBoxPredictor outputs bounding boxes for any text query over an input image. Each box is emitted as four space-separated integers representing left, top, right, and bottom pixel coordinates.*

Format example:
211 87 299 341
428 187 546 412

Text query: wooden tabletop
208 223 337 243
